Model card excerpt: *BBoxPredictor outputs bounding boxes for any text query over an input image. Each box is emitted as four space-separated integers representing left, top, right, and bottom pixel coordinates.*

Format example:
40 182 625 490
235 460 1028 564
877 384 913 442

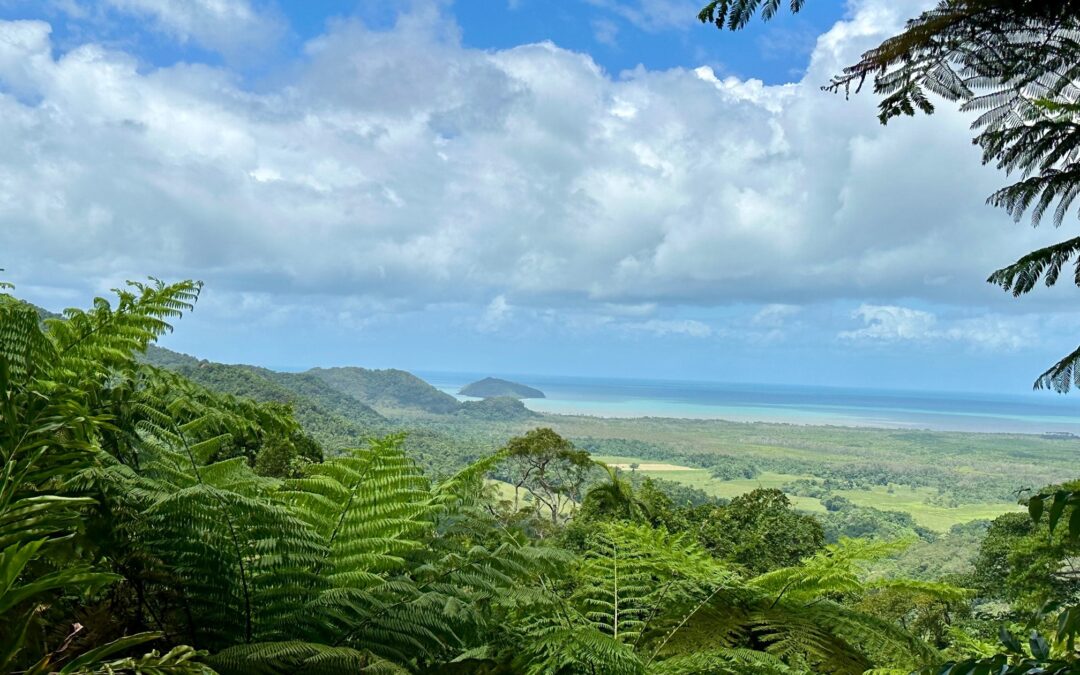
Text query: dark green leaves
697 0 805 30
1029 489 1080 537
1029 630 1051 660
988 238 1080 297
1048 491 1070 534
1057 605 1080 651
998 626 1022 654
1029 494 1045 523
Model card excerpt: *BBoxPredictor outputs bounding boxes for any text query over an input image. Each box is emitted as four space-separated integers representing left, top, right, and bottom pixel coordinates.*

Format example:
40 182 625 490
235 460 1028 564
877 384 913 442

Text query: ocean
417 372 1080 435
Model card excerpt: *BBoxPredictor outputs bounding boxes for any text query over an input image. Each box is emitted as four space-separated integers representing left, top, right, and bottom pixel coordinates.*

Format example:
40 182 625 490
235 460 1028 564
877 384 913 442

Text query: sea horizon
417 370 1080 435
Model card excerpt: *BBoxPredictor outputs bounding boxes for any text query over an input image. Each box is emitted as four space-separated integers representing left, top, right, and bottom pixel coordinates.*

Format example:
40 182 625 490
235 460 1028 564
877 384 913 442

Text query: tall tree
501 428 594 523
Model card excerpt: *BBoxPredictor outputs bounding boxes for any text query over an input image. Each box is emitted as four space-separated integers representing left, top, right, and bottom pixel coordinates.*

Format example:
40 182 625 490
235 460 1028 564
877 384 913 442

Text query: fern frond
206 641 407 675
646 647 792 674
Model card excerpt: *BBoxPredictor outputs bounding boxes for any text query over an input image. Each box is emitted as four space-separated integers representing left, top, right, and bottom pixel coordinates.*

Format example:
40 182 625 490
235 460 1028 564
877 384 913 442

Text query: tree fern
45 279 201 384
697 0 805 31
513 527 938 674
0 284 193 672
122 409 325 648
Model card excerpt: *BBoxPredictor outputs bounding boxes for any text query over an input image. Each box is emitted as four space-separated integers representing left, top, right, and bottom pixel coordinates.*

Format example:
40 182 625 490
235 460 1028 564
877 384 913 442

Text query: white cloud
752 303 800 327
840 304 1036 351
941 316 1034 352
0 0 1066 323
592 18 619 46
479 294 513 332
840 305 937 341
623 318 713 337
103 0 283 56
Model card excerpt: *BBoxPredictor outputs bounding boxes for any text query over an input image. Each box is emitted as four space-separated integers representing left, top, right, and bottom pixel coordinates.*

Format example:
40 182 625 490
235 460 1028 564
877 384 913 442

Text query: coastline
420 371 1080 435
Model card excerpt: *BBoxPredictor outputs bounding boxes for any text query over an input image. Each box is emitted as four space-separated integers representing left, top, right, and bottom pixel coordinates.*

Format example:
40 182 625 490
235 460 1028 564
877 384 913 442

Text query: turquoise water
418 372 1080 434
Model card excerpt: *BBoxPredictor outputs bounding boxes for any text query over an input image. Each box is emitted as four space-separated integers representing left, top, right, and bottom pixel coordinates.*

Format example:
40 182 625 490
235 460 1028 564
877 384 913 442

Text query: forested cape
3 280 1080 673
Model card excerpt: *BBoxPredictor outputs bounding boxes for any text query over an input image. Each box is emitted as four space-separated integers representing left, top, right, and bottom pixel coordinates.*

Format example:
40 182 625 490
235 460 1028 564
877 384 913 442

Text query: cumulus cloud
840 305 938 341
0 0 1065 326
840 304 1035 351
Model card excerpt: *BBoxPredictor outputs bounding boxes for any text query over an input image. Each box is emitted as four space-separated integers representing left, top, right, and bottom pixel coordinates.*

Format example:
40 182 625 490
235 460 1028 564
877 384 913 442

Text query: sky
1 0 1078 394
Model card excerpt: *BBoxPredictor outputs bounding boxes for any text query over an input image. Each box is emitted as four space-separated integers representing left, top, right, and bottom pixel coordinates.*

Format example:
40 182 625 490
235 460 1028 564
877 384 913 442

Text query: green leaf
998 625 1022 654
0 540 45 599
1056 605 1080 651
58 632 163 674
1029 630 1050 660
1029 495 1044 523
0 568 120 614
0 609 35 671
1048 491 1070 534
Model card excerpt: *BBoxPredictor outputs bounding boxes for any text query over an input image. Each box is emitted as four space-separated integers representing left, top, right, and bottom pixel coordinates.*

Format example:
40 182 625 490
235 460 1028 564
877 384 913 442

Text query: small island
459 377 545 399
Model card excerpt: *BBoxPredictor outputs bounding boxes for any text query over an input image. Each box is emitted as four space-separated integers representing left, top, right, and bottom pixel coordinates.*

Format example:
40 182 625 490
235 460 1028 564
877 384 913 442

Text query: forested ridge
138 348 535 478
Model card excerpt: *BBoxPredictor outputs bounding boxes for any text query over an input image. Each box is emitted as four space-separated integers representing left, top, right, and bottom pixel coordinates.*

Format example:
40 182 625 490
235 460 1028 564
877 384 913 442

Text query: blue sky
11 0 846 81
1 0 1078 394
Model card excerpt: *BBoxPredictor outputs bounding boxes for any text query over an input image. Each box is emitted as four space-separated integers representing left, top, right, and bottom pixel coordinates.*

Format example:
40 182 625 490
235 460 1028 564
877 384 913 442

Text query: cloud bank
0 0 1071 372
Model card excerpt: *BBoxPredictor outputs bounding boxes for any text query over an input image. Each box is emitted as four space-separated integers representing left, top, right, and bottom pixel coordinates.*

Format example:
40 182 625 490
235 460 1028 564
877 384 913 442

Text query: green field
399 413 1062 534
838 484 1022 530
592 455 1021 530
364 407 1060 535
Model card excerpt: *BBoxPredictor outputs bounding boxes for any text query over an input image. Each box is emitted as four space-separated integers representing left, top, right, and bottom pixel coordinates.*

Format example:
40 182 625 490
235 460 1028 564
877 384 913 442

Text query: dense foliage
5 280 1032 673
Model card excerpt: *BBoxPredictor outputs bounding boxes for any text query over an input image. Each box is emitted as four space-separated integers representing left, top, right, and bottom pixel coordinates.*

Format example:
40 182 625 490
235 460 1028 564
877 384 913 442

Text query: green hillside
142 347 503 475
307 366 462 414
167 361 389 451
144 344 201 369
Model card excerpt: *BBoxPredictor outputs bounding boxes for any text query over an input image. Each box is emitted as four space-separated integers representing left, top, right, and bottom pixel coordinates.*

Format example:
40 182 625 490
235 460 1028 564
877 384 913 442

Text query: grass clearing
840 485 1022 531
594 456 1022 531
610 465 829 514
